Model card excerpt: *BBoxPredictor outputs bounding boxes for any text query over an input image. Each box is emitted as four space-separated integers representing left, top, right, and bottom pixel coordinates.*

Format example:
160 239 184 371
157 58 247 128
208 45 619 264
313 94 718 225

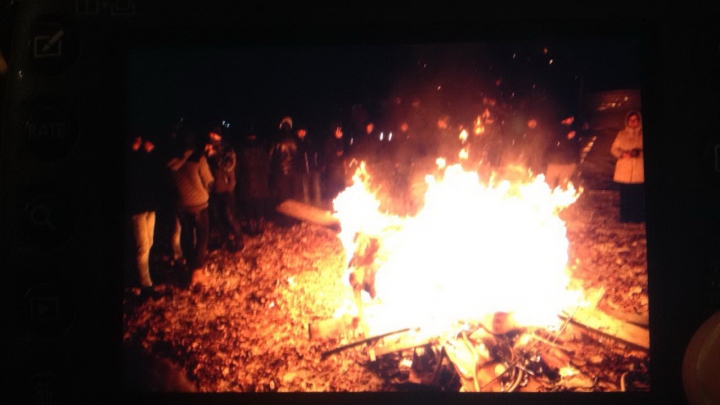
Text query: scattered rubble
123 189 649 392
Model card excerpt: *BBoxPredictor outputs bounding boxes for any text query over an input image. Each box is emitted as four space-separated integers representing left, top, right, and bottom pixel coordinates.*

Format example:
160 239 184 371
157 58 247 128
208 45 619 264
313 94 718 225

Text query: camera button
19 193 77 251
28 20 79 75
18 283 75 343
23 104 78 161
27 372 57 405
25 370 79 405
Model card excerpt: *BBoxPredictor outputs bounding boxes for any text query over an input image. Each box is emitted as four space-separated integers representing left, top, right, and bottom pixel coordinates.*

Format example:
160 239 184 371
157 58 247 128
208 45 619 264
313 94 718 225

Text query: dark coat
168 150 214 211
350 131 379 164
295 137 319 175
269 135 297 179
323 136 346 174
238 137 270 199
207 141 237 194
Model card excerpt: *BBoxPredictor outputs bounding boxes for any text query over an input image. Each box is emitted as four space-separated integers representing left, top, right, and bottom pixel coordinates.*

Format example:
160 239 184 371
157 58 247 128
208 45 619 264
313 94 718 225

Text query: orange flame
459 129 469 143
474 116 485 135
436 158 447 170
333 163 582 334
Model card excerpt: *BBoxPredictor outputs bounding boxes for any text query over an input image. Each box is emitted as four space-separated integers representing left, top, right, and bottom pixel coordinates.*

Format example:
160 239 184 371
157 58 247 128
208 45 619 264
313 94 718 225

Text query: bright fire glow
333 163 582 335
459 129 469 143
474 116 485 135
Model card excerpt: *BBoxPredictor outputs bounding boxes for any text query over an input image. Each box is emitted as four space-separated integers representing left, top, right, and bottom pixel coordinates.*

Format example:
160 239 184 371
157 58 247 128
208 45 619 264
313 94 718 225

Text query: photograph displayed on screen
123 39 648 393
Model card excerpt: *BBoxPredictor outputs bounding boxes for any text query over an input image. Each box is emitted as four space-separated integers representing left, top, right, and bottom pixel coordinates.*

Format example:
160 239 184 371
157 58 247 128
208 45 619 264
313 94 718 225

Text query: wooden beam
373 331 435 357
321 328 412 360
601 308 649 327
275 199 340 230
560 307 649 350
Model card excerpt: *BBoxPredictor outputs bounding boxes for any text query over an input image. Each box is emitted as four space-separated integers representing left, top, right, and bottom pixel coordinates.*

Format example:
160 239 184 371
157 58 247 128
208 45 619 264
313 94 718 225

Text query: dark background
126 39 642 139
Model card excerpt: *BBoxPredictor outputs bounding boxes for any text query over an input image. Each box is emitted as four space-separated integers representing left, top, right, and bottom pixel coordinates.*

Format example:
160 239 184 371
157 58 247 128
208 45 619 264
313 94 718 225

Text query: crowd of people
126 98 644 290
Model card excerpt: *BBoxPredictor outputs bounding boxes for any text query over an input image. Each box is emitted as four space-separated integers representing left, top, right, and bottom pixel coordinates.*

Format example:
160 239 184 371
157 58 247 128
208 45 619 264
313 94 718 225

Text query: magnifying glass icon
29 204 56 231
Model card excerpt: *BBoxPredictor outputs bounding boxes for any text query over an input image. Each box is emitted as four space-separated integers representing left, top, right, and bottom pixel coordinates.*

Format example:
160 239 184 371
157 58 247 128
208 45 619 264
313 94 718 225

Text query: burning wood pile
123 162 649 392
311 301 648 392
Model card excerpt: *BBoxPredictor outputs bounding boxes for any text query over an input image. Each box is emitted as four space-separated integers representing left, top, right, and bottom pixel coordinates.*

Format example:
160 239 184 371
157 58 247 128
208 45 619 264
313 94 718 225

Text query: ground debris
124 189 649 392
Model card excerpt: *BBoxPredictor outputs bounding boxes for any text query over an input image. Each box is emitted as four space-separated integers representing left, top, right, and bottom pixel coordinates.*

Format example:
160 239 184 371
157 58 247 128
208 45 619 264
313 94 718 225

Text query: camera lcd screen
123 39 648 394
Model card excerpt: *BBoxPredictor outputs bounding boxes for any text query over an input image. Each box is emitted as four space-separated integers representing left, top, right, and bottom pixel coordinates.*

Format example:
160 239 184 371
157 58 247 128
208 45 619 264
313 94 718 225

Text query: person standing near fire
322 122 348 207
522 117 551 176
167 129 214 286
544 114 582 190
269 116 298 207
293 124 322 207
391 121 416 214
205 125 244 252
237 126 270 236
479 96 503 168
435 114 460 164
126 133 161 288
349 121 380 167
611 110 645 223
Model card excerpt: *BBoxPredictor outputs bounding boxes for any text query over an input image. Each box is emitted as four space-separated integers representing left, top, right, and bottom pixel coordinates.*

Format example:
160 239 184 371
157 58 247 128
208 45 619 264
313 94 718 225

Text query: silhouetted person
322 124 348 207
237 128 270 236
126 134 161 288
545 115 581 190
350 121 379 166
205 125 244 252
167 130 214 285
269 116 298 206
521 118 551 176
294 126 322 207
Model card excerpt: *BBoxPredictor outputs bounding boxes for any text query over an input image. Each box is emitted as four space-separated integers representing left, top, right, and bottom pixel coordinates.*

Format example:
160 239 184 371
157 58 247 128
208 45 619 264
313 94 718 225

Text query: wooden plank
601 308 649 327
560 307 649 350
321 328 412 359
275 199 340 229
373 332 434 357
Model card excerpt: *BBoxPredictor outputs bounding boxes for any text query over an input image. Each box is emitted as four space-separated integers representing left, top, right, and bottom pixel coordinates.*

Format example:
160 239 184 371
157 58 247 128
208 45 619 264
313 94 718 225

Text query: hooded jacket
270 133 297 178
611 111 644 184
169 149 214 211
207 140 237 194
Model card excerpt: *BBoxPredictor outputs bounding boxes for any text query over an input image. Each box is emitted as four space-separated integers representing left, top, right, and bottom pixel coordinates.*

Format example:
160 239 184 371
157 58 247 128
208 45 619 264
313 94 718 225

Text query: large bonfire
333 159 585 337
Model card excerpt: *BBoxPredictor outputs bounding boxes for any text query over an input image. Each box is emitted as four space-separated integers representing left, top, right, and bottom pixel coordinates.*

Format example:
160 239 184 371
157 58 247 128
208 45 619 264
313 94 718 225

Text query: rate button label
23 104 78 161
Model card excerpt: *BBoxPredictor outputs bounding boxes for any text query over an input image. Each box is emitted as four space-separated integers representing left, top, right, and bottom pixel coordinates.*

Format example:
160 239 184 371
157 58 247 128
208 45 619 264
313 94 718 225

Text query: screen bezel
6 7 715 405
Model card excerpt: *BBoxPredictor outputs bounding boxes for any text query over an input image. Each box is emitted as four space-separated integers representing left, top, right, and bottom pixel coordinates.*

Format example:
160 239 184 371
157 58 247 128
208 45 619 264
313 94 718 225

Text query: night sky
126 38 642 139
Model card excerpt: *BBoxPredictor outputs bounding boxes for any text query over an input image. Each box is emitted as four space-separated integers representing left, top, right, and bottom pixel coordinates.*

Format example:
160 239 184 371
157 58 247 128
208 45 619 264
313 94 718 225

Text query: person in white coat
611 110 645 223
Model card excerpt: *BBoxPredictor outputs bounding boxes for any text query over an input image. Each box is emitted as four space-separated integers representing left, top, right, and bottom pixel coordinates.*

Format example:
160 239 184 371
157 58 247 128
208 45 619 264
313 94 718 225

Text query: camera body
2 2 720 405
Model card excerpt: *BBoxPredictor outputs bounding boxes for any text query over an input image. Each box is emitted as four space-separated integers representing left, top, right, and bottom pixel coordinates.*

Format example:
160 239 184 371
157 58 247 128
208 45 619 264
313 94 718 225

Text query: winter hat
209 125 224 136
279 116 293 129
